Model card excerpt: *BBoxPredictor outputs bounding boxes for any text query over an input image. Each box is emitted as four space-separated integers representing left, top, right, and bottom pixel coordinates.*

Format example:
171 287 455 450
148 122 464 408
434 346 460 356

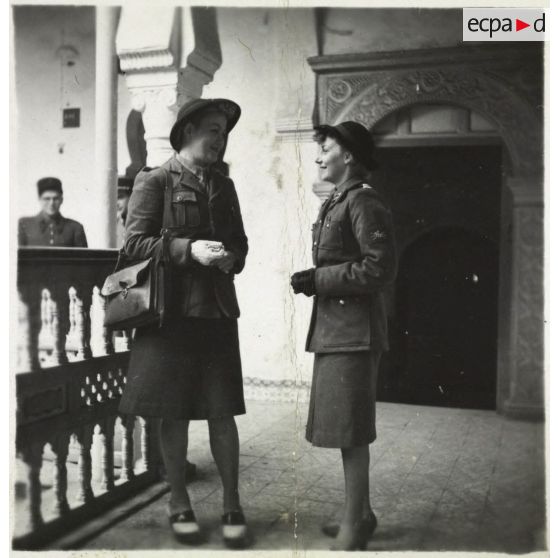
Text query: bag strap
160 168 173 265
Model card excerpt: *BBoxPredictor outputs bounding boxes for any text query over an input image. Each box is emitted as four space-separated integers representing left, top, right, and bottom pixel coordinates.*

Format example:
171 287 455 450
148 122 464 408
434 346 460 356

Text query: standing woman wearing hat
119 98 249 547
291 122 397 551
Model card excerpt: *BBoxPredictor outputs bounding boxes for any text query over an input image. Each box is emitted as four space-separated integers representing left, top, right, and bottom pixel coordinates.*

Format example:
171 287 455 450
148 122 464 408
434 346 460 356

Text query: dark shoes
169 509 202 545
169 506 251 548
322 510 378 539
222 510 250 549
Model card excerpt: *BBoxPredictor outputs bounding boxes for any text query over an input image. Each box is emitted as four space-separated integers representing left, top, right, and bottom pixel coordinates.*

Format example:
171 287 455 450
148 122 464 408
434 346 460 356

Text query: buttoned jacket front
306 177 397 353
124 155 248 319
18 213 88 247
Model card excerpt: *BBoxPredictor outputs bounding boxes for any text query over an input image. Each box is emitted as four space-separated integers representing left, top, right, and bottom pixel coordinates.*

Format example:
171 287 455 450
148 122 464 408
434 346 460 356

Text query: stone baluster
66 287 91 361
100 419 115 491
19 443 44 530
17 292 37 373
139 417 153 473
51 436 70 516
66 287 77 359
38 289 54 357
75 295 91 360
49 296 66 366
121 330 131 351
75 428 94 504
90 286 113 356
120 416 136 482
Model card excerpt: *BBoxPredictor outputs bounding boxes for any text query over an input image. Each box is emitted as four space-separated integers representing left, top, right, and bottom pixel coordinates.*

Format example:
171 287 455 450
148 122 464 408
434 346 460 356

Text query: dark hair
313 129 371 171
312 122 376 172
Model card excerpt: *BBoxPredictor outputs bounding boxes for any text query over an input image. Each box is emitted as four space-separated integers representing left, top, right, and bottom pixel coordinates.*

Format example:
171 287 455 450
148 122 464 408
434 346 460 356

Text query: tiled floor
80 400 547 553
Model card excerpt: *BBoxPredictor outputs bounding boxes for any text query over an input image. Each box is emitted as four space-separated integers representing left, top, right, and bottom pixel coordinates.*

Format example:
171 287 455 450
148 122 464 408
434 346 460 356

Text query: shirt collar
175 154 209 185
335 175 367 195
39 211 63 224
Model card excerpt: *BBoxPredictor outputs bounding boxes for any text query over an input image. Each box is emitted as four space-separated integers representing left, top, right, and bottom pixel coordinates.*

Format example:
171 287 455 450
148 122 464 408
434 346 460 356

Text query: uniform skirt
305 350 382 448
119 317 245 420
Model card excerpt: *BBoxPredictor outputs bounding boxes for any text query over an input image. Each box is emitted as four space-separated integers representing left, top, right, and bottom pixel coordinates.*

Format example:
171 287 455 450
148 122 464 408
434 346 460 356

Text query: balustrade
14 248 164 550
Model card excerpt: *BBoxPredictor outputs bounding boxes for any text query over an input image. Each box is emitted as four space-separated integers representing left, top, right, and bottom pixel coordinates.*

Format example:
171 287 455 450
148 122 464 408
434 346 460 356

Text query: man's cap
314 121 377 171
37 177 63 196
117 176 134 198
170 98 241 152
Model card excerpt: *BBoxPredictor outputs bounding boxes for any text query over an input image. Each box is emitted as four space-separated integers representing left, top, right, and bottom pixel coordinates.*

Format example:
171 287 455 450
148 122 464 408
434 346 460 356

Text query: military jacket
18 213 88 247
124 155 248 319
306 176 397 353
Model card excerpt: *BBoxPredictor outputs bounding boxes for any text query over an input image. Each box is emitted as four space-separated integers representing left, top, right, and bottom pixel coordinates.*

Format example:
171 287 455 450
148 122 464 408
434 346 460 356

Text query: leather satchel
101 170 173 330
101 256 167 330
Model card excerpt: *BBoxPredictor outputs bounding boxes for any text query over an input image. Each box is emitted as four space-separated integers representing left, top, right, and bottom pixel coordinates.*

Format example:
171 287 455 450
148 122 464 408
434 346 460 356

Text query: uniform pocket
317 296 371 349
319 218 343 250
172 190 200 227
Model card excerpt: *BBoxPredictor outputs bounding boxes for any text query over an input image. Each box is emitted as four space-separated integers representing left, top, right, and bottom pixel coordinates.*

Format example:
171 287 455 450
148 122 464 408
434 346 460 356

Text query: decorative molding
308 44 543 74
276 117 315 142
118 49 174 73
243 377 310 403
310 47 543 178
504 206 544 416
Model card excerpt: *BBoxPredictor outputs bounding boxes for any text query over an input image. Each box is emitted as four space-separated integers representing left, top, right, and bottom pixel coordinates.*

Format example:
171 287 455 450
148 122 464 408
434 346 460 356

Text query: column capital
117 7 222 166
116 6 179 73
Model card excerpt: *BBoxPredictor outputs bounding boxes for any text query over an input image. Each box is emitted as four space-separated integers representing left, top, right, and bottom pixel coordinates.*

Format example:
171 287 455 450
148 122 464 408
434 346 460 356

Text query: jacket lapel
328 176 365 208
169 155 207 196
208 171 226 203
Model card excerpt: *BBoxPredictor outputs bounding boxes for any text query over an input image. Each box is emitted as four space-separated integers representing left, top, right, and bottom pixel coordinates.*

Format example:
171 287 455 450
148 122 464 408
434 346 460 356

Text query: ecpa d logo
463 9 546 41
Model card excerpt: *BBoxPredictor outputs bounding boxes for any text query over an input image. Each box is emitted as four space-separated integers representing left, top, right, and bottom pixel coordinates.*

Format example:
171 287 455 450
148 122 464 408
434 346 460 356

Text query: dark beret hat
37 177 63 196
314 121 377 171
170 98 241 152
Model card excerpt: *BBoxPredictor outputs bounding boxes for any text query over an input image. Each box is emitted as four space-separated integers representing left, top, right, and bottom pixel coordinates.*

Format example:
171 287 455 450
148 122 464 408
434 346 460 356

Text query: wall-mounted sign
63 108 80 128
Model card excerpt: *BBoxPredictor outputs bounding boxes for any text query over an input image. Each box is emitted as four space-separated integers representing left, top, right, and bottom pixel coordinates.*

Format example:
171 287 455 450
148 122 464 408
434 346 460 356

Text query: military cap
170 98 241 152
314 121 377 171
37 177 63 196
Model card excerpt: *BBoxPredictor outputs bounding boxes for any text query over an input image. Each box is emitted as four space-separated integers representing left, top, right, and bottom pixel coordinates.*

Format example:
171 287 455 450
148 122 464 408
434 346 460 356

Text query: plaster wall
204 8 319 384
13 5 134 247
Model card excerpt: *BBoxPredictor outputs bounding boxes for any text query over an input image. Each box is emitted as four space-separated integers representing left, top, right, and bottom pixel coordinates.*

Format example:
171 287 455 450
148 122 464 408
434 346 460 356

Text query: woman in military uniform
119 98 249 547
291 121 397 551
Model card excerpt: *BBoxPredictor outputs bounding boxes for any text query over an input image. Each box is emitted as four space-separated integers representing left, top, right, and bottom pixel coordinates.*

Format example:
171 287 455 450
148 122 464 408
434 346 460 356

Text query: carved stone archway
326 68 541 178
309 45 544 419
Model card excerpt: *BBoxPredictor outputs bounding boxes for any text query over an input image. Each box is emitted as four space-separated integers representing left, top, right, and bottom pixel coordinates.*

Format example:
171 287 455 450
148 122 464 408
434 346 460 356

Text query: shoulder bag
101 170 174 330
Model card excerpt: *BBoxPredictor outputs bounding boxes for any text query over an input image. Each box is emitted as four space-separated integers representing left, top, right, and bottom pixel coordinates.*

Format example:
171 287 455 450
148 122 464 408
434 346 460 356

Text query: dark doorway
393 229 498 408
375 144 502 409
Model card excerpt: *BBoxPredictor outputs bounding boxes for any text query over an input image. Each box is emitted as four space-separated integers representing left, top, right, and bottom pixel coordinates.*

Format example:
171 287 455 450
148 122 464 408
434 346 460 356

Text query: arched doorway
370 114 503 409
309 45 544 417
391 228 499 409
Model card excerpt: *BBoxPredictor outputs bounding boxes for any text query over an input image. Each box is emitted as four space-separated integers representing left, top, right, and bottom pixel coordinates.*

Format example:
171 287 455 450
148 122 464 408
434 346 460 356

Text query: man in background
116 176 133 246
18 177 88 247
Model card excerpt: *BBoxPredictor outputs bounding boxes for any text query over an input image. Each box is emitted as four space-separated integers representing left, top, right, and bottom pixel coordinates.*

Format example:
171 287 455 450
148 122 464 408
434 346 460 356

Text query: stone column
502 176 544 419
94 7 120 248
116 7 222 167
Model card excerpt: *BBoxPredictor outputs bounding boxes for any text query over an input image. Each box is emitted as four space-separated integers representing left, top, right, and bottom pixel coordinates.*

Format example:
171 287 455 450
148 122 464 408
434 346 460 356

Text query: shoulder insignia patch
370 229 387 241
362 184 373 189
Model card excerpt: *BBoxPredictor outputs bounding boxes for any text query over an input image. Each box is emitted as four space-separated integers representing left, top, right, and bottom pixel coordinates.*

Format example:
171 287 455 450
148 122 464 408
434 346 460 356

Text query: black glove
290 268 316 297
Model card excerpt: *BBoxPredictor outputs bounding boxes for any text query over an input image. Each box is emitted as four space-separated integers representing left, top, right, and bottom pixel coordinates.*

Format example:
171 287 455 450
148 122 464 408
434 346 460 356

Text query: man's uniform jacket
18 213 88 247
306 177 397 353
124 155 248 319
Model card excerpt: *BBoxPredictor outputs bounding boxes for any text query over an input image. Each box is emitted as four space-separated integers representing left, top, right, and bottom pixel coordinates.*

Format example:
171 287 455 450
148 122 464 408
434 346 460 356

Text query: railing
14 248 164 550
